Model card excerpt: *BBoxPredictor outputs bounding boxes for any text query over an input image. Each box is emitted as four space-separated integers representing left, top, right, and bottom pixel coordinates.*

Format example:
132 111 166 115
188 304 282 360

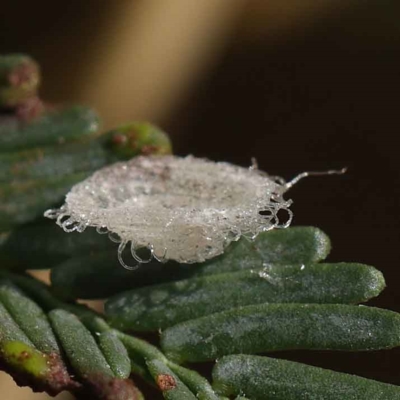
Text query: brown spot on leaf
156 374 176 391
112 133 128 146
17 351 31 361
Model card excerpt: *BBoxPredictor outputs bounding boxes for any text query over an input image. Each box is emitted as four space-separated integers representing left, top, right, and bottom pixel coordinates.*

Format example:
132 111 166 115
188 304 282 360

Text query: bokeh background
1 0 400 398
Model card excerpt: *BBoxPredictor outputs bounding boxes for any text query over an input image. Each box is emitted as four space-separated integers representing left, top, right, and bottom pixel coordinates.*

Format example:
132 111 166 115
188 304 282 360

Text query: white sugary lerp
45 155 293 268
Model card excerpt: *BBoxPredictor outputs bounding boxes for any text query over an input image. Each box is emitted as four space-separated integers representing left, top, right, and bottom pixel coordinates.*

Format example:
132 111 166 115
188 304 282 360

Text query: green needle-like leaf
0 282 60 354
49 309 114 378
0 122 172 183
147 359 197 400
104 121 172 158
0 139 117 182
1 341 77 395
105 263 384 331
0 172 90 231
98 331 131 379
0 221 112 270
49 226 331 300
0 299 76 395
167 362 220 400
0 105 100 152
49 309 140 400
161 303 400 363
212 355 400 400
196 226 331 275
0 300 34 345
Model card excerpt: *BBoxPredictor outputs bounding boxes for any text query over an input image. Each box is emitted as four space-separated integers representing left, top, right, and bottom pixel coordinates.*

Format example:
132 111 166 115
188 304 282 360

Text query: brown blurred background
2 0 400 398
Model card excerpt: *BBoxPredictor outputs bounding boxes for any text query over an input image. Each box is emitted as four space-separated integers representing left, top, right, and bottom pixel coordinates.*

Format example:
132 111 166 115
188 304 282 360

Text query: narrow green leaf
0 282 60 354
105 263 384 331
98 331 131 379
1 221 112 270
0 271 144 397
50 251 131 298
196 226 331 275
1 341 77 395
212 355 400 400
0 270 66 310
0 301 33 345
1 341 48 377
49 309 140 399
49 309 113 379
0 105 100 152
0 301 76 395
51 227 330 299
50 251 186 299
0 139 113 182
115 330 168 385
0 172 89 231
167 361 220 400
0 270 107 332
50 248 242 299
106 122 172 159
161 303 400 363
147 359 197 400
0 121 171 182
117 331 167 363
